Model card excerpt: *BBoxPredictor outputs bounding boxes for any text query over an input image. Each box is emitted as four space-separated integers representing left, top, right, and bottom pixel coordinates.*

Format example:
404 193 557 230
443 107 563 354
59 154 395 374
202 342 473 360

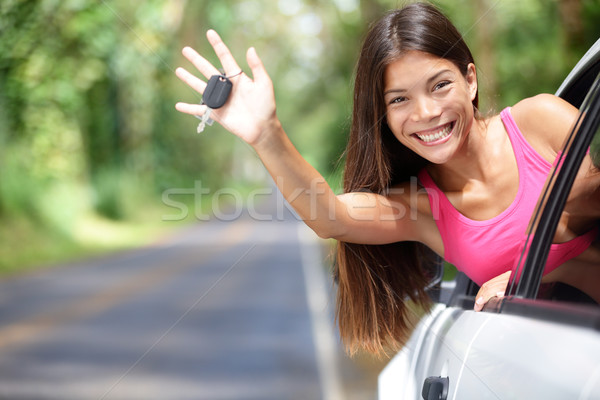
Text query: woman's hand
474 270 512 312
175 30 278 145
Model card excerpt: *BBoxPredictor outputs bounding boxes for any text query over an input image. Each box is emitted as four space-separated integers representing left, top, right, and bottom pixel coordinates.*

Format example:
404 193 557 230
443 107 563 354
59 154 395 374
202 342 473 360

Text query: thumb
246 47 270 84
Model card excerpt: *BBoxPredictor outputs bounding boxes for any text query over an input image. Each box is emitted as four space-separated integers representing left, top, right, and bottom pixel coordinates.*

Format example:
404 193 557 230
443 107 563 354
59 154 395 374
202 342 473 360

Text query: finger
207 29 242 76
182 46 220 78
474 286 506 311
175 67 207 95
175 102 208 116
474 296 486 312
474 288 493 311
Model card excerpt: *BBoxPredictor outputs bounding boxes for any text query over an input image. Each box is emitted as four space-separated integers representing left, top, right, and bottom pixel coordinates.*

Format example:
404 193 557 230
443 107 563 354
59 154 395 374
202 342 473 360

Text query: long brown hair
336 2 479 355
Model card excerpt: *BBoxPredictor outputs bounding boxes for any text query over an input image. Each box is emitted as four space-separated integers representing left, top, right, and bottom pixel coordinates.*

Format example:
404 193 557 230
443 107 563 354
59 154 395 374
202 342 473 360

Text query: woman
175 3 598 355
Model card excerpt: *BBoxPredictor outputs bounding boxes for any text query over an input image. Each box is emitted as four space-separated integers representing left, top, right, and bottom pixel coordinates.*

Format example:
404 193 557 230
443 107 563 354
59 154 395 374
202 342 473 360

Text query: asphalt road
0 192 383 399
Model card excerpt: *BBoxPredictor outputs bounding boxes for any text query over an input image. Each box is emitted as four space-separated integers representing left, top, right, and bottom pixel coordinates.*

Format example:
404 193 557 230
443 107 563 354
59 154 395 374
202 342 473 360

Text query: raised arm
175 31 425 245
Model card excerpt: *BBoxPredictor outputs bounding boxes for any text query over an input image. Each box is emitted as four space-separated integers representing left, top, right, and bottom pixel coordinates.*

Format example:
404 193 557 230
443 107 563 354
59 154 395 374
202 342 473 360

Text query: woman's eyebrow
384 69 454 95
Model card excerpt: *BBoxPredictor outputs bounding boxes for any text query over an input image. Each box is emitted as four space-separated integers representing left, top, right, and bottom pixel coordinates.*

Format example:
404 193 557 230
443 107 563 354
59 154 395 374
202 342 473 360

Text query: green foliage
0 0 599 272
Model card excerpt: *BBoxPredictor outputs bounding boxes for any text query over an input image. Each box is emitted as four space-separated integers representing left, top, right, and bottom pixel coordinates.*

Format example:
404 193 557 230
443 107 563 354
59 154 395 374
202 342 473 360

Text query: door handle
422 376 449 400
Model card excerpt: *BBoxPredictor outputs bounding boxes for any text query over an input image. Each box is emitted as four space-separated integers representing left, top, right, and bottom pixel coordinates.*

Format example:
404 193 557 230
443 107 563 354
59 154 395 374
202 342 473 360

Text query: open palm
175 30 277 145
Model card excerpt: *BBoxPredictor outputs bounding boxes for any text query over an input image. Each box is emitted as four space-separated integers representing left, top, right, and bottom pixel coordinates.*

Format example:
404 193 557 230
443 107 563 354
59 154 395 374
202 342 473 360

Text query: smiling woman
174 2 597 356
382 52 477 162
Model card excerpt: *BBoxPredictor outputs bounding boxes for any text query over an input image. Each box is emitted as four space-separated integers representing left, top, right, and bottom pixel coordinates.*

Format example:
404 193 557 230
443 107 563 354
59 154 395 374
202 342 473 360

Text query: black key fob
203 75 232 109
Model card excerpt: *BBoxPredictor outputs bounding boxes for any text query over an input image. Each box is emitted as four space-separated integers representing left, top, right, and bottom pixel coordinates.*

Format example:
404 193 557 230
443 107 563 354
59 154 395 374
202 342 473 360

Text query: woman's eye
391 96 407 104
434 81 451 91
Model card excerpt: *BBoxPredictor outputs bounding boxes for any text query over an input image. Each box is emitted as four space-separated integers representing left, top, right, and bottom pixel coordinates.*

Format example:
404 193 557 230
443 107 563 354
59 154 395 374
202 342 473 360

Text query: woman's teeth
416 123 453 143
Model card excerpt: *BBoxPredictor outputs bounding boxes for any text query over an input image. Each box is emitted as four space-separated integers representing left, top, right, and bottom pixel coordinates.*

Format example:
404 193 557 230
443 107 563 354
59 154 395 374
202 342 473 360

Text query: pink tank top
418 107 597 286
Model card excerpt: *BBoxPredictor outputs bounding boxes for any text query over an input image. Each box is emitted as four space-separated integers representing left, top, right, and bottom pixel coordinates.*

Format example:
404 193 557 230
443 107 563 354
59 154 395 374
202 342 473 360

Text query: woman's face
383 50 478 164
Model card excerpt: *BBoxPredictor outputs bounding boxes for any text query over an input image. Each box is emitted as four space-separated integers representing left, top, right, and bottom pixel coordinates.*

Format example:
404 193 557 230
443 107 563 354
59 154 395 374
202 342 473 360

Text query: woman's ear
466 63 478 101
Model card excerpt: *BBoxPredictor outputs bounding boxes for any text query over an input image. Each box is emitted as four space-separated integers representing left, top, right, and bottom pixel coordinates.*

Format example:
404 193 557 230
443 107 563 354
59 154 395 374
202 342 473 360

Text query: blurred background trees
1 0 599 272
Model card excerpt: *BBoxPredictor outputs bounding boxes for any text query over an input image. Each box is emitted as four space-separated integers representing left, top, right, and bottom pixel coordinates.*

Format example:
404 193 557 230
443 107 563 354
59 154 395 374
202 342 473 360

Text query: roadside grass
0 209 174 276
0 216 86 276
0 181 268 277
0 195 196 276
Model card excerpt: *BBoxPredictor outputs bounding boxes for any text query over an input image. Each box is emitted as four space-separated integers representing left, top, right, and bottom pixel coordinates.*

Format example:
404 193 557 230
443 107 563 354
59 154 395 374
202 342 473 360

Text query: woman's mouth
413 122 454 145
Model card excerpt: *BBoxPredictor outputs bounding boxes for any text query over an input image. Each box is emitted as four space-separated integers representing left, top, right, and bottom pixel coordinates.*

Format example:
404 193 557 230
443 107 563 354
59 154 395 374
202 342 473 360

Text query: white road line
297 223 344 400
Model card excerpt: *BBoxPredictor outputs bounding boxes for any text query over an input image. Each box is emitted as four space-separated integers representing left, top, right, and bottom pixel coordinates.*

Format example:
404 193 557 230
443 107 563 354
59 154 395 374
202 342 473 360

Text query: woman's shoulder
511 93 577 121
510 94 579 156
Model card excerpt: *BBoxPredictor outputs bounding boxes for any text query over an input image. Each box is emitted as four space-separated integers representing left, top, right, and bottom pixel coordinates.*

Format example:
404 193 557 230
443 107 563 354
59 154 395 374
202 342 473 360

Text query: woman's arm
251 124 425 243
175 31 424 245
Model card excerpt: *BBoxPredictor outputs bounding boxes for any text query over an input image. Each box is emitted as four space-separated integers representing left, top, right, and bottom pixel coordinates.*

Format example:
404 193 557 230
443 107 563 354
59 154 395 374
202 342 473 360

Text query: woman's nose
411 96 439 122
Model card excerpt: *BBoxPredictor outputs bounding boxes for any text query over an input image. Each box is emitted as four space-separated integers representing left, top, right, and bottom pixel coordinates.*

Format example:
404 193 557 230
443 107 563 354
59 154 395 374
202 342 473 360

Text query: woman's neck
427 116 498 192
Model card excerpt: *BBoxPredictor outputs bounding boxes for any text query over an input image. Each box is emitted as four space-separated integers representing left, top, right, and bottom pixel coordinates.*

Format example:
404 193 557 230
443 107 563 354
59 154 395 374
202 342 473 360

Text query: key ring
225 70 243 79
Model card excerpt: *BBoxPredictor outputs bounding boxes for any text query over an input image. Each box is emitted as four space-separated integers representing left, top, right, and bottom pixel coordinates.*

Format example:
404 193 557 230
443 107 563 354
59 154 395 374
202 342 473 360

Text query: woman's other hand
474 270 512 312
175 30 278 145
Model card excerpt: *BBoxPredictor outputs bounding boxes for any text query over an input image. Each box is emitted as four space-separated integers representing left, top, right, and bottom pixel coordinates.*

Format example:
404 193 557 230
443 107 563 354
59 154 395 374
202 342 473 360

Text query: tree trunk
475 0 498 112
559 0 584 66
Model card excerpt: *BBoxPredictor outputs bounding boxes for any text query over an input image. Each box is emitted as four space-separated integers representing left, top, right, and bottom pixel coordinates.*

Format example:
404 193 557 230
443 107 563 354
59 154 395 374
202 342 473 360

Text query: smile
413 122 454 144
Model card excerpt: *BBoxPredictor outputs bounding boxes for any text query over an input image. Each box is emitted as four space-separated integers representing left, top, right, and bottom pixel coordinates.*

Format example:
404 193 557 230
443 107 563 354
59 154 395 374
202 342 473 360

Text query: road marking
0 220 253 349
298 223 344 400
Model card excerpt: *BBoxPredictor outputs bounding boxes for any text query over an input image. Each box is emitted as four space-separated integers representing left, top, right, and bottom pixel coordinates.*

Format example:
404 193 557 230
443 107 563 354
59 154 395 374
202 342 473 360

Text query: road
0 192 383 399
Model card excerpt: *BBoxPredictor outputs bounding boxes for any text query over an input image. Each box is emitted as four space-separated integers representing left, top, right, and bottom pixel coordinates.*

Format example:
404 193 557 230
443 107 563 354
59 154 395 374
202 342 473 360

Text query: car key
197 74 233 133
196 109 214 133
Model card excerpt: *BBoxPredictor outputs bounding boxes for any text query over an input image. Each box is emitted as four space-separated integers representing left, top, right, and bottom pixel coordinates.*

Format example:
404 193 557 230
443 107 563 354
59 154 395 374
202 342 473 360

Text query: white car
378 39 600 400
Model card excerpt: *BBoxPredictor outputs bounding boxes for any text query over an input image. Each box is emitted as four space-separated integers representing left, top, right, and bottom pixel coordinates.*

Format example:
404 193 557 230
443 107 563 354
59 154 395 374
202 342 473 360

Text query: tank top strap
417 169 452 221
500 107 552 170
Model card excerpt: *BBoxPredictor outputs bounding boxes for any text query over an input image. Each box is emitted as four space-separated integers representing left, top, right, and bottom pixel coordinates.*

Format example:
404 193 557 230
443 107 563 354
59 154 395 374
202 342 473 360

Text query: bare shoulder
510 94 579 157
